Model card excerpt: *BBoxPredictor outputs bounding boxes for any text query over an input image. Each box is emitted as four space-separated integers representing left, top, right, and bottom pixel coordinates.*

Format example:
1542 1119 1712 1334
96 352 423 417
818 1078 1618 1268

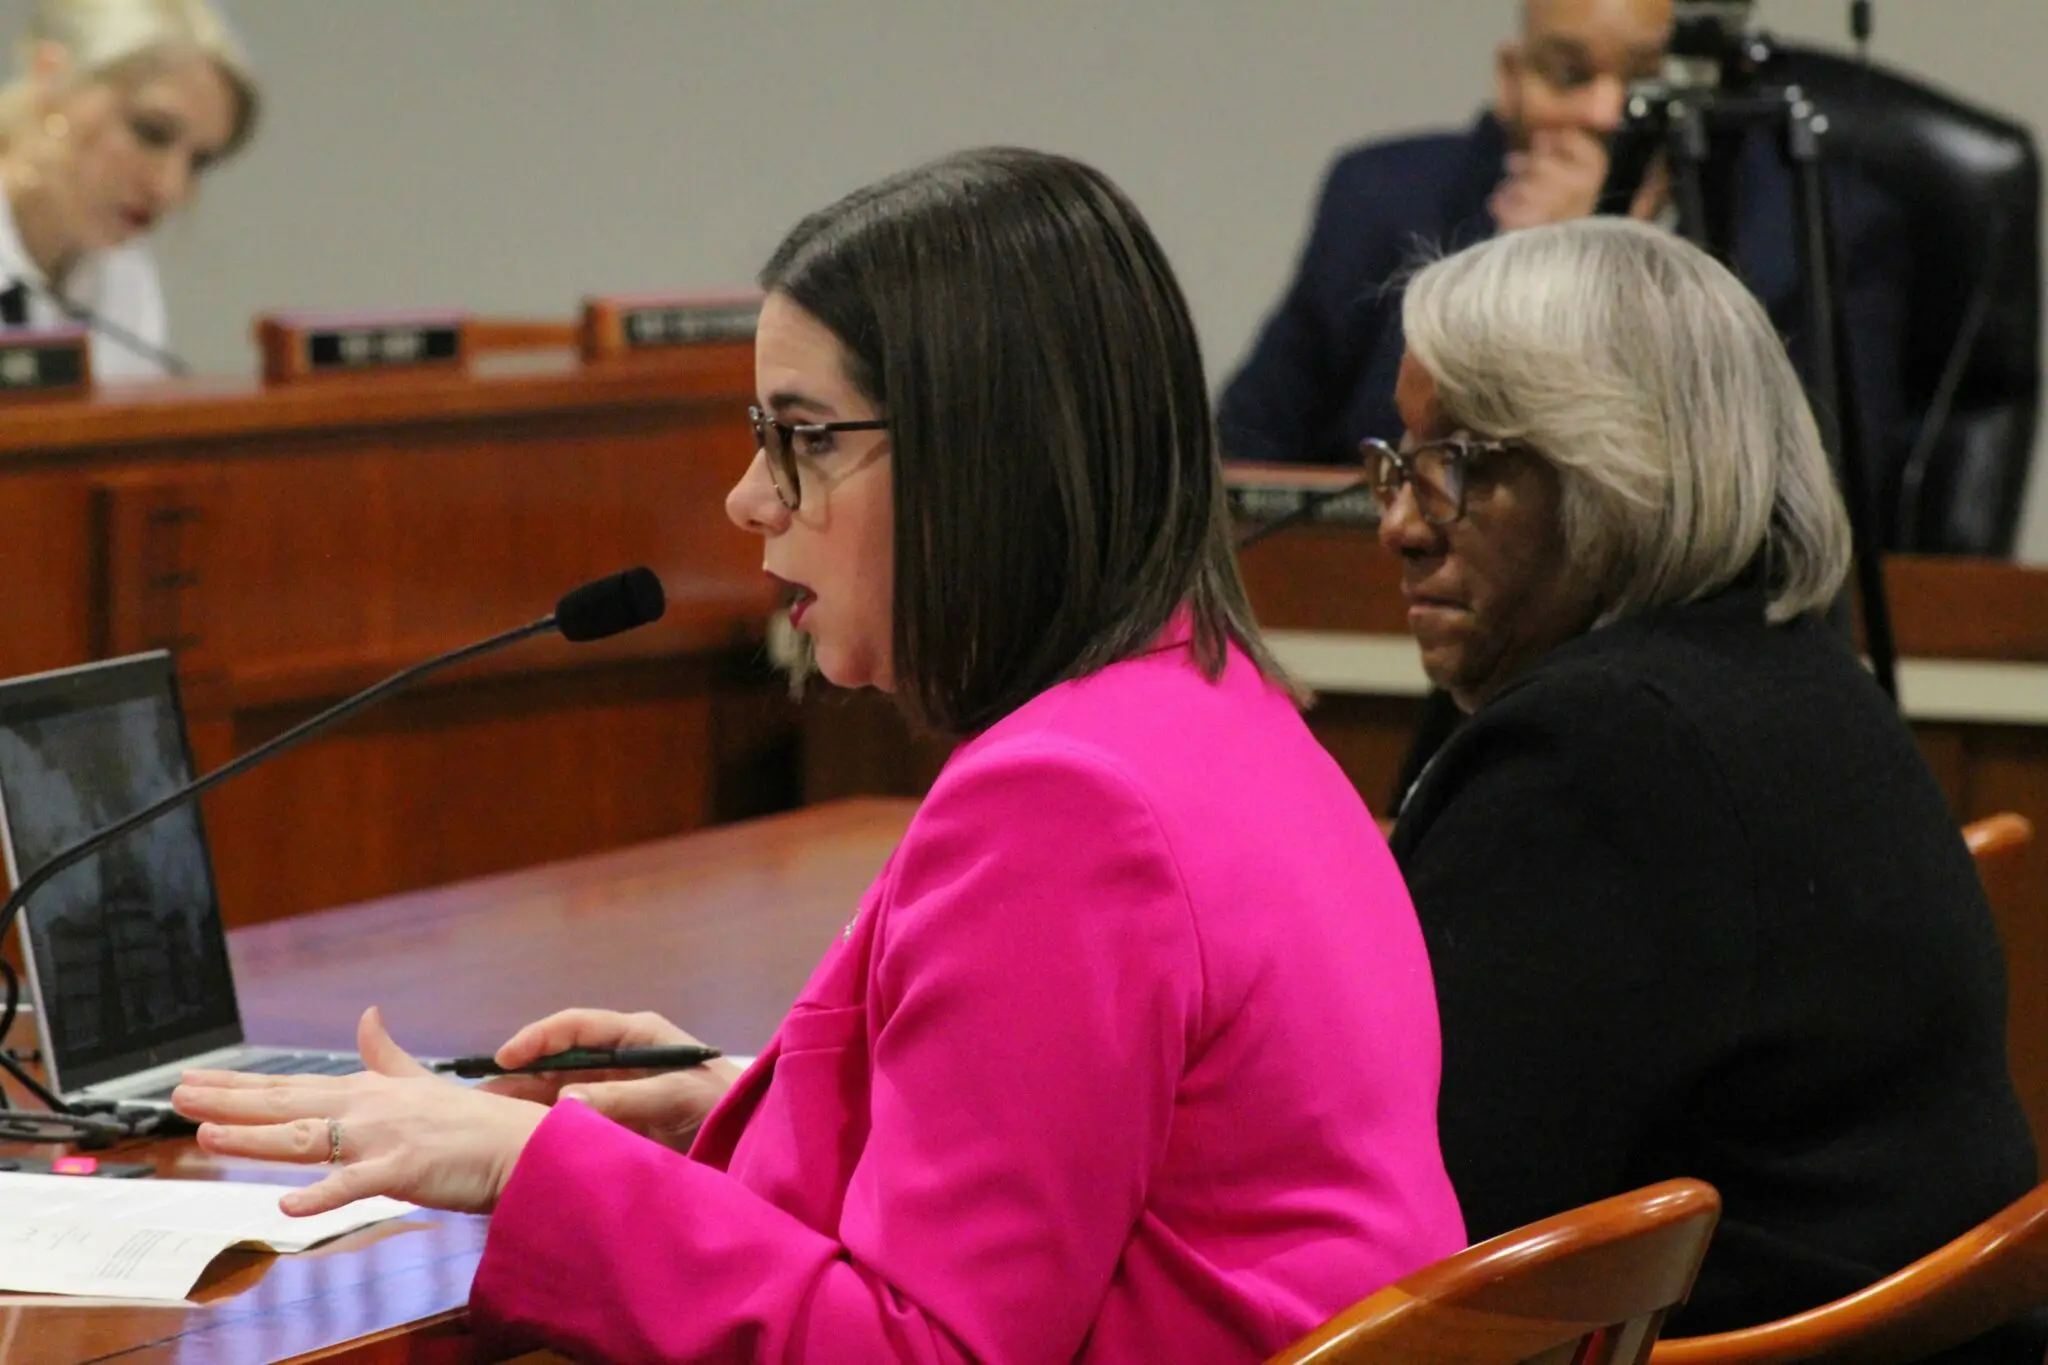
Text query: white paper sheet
0 1173 415 1301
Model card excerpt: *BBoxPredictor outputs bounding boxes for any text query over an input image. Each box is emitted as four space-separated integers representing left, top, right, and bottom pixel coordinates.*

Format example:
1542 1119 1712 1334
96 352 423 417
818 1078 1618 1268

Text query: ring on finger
326 1116 344 1165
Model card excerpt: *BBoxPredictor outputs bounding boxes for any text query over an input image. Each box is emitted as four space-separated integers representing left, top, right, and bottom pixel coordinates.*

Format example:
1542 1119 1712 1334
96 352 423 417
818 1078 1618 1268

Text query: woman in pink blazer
175 147 1465 1364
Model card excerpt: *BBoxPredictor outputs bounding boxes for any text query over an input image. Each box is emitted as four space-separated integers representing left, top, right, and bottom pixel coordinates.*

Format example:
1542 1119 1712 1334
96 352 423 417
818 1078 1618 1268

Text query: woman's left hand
171 1006 549 1217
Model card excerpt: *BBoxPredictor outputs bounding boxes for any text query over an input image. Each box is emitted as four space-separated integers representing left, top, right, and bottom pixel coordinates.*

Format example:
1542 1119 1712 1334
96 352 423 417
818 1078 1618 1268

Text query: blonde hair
1401 217 1851 625
0 0 259 158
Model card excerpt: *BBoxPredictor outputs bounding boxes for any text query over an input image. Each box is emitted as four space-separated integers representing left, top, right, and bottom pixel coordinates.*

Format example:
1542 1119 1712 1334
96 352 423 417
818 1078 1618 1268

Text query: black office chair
1762 42 2041 557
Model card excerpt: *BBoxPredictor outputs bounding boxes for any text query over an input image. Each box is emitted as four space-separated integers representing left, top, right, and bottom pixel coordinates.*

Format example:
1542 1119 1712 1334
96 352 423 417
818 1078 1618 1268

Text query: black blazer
1390 586 2040 1358
1218 114 1913 524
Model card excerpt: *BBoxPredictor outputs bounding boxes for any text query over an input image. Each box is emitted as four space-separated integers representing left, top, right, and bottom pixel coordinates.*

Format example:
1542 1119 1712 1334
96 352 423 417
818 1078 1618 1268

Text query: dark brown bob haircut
759 146 1287 736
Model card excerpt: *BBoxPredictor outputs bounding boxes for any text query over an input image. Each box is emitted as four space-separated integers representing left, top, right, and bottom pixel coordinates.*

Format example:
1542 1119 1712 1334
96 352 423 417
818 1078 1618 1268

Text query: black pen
430 1044 723 1079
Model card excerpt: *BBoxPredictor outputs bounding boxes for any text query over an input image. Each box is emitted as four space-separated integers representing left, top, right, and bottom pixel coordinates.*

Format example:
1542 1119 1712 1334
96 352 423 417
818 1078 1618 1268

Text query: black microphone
556 567 667 641
5 274 192 377
0 566 667 1115
1235 474 1376 550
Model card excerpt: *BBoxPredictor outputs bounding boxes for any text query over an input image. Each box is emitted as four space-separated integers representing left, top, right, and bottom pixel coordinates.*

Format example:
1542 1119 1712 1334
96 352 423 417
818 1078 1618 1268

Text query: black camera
1659 0 1762 93
1603 0 1778 229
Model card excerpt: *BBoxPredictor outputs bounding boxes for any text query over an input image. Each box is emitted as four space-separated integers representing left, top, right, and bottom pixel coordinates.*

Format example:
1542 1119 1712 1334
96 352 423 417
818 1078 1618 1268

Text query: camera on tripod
1597 0 1901 698
1599 0 1790 238
1658 0 1762 95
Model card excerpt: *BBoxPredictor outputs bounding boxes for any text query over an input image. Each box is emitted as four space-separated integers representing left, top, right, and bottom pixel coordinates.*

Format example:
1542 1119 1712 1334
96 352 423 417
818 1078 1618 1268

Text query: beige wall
7 0 2045 558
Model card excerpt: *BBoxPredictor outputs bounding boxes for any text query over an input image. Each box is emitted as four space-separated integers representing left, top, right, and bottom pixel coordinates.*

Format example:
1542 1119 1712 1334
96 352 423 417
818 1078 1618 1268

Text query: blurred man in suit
1219 0 1908 497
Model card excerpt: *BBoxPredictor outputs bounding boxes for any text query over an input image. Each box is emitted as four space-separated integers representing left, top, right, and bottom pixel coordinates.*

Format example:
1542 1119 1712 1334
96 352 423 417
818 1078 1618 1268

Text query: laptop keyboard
122 1052 360 1101
235 1053 362 1076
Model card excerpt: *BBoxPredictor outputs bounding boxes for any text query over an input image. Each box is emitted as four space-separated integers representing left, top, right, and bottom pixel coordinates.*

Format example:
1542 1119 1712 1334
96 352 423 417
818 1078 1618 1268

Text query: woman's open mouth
767 572 816 627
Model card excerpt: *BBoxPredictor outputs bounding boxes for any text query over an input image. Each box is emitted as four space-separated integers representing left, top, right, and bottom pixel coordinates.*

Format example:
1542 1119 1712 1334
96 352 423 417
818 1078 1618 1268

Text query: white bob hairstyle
1401 217 1852 625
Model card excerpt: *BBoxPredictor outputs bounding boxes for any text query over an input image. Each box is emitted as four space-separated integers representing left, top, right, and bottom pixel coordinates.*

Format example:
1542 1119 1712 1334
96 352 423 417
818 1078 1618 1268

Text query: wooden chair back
1964 812 2036 865
1267 1179 1721 1365
1650 1181 2048 1365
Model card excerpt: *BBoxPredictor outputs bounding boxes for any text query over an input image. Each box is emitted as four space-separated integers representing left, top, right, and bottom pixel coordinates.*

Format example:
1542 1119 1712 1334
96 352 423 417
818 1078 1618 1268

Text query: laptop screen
0 652 242 1092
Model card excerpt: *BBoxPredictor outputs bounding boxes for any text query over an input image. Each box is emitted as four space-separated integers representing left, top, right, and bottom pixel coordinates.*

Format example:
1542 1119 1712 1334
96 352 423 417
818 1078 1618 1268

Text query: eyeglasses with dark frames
748 404 890 511
1518 38 1663 94
1359 435 1521 527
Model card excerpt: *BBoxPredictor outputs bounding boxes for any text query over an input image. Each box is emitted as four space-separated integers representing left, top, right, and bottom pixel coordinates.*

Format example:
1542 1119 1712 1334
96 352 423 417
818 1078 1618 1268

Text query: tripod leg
1786 103 1899 700
1599 114 1670 218
1667 102 1714 249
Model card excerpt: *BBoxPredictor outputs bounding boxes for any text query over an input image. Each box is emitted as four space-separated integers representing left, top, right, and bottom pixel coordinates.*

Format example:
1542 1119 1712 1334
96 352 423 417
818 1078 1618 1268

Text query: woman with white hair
0 0 258 378
1376 217 2039 1357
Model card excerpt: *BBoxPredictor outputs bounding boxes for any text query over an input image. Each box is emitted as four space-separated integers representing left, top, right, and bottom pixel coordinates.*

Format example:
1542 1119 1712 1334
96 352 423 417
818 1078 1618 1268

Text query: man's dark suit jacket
1219 113 1912 509
1390 582 2041 1359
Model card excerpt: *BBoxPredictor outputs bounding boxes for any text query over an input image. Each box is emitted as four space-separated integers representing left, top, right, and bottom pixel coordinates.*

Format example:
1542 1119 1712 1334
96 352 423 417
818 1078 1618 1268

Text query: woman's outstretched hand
172 1006 549 1216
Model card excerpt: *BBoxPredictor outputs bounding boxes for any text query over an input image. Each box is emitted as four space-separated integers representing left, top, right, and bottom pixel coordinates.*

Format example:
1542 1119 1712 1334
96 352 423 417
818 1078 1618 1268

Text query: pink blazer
471 635 1464 1363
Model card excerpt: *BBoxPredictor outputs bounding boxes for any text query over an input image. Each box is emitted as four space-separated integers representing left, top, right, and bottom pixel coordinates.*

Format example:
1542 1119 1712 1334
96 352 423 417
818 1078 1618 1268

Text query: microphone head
556 567 667 642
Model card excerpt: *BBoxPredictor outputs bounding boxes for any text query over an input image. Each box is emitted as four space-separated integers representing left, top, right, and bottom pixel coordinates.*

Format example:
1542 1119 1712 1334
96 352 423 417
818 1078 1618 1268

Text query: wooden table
1 798 915 1364
0 343 789 929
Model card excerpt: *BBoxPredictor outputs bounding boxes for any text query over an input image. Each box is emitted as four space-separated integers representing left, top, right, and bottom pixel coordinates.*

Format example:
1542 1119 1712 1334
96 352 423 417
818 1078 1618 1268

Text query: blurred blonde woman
0 0 257 378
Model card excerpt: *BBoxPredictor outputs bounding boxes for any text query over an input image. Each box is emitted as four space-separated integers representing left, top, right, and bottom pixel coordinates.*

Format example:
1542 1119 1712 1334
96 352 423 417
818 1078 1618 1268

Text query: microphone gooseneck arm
8 274 193 378
0 565 665 1138
0 562 663 949
0 614 555 959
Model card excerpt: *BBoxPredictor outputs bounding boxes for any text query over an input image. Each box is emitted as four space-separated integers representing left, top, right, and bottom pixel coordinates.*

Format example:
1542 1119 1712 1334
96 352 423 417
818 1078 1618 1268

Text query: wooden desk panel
0 348 755 458
201 655 768 928
0 344 798 925
168 402 759 693
1235 529 2048 664
3 799 914 1364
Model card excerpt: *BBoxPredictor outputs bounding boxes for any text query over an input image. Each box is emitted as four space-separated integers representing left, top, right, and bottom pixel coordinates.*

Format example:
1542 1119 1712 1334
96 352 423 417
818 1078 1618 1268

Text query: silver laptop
0 651 358 1118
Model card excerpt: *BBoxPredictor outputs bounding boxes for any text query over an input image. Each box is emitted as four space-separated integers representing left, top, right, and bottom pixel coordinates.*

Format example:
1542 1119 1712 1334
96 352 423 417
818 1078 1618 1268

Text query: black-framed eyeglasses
1359 436 1520 527
748 405 889 511
1519 39 1662 94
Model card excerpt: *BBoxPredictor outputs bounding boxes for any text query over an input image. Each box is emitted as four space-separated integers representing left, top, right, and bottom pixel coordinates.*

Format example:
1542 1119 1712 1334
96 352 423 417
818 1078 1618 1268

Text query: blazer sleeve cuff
467 1098 843 1362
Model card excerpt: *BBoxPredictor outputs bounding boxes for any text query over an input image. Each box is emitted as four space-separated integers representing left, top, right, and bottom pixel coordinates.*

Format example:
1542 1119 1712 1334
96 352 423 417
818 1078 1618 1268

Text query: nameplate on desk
256 311 469 385
0 325 90 398
581 292 760 363
1225 482 1378 528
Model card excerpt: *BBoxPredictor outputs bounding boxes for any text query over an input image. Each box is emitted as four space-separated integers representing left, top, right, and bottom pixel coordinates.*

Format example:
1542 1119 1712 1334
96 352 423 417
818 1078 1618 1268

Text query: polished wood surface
2 799 914 1365
0 339 794 926
0 346 753 452
228 796 913 1060
1266 1179 1721 1365
2 1188 489 1365
1651 1181 2048 1365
